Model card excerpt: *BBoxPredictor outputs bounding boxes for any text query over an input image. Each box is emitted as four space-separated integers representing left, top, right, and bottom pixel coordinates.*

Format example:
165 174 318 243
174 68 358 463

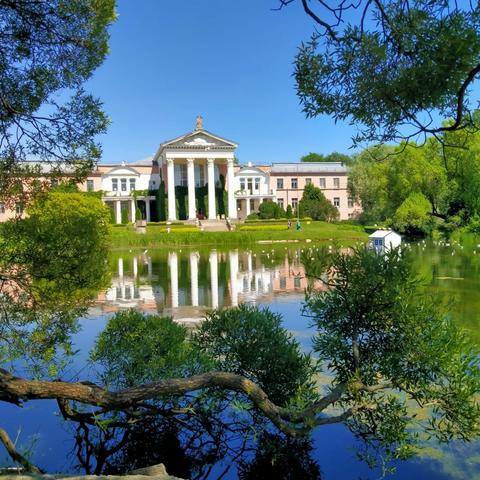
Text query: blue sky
86 1 358 165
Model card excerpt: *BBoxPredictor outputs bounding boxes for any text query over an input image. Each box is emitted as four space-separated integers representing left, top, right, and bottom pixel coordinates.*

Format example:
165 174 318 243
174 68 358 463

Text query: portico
154 116 238 221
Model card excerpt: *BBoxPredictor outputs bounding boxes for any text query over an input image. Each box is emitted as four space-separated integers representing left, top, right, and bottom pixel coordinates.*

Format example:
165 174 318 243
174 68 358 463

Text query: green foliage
91 311 204 388
298 183 339 221
258 201 285 219
301 151 351 164
0 0 116 195
121 205 129 224
286 204 293 219
393 192 433 235
246 212 260 220
156 181 166 221
193 305 316 406
294 1 480 145
0 192 110 370
304 246 480 467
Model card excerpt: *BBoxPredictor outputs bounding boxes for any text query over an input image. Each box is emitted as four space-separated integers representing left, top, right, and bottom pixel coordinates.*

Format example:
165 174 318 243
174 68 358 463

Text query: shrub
286 205 293 219
246 212 260 220
298 184 339 221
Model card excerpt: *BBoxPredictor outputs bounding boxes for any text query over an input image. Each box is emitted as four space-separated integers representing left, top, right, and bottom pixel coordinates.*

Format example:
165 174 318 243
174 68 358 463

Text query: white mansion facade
0 117 361 223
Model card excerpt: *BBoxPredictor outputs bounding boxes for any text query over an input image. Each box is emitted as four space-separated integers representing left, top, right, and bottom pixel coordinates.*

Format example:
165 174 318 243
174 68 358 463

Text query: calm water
1 240 480 479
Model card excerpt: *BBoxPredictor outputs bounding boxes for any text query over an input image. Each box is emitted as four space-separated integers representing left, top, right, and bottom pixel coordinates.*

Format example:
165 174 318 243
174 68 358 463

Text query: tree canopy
282 0 480 145
298 183 339 221
0 0 116 199
301 151 351 164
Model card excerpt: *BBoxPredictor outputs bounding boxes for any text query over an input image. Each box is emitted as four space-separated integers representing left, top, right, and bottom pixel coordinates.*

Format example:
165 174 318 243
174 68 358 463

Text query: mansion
0 117 360 223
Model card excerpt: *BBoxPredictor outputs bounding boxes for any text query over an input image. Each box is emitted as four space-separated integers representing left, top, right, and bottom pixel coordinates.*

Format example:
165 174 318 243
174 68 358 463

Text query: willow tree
279 0 480 145
0 0 116 201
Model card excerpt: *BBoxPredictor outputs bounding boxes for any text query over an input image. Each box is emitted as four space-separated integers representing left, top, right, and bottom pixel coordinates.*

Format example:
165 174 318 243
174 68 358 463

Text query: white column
130 199 136 222
167 157 176 221
246 197 251 216
115 200 122 224
227 158 237 219
145 199 151 221
118 258 124 278
187 158 196 220
169 252 179 308
190 251 199 307
210 250 218 308
207 158 216 220
133 256 138 278
229 250 239 307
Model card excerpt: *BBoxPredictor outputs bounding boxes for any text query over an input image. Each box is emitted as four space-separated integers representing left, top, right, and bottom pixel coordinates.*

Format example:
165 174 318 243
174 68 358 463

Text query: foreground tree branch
0 427 44 474
0 368 351 437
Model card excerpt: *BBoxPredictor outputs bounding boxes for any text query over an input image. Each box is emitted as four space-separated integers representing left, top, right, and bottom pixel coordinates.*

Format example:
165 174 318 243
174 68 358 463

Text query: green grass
109 221 368 249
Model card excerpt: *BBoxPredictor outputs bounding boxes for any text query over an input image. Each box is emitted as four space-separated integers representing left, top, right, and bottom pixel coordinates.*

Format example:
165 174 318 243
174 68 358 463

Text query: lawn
109 221 368 249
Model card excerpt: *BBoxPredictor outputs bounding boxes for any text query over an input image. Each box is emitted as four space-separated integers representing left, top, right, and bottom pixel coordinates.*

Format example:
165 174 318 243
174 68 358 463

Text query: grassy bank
109 221 368 249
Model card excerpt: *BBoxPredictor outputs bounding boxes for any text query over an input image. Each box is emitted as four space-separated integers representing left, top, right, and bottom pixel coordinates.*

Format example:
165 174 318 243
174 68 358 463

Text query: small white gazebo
368 229 402 254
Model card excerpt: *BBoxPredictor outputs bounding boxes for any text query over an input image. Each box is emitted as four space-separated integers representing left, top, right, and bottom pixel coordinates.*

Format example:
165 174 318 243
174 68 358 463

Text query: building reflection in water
97 249 321 324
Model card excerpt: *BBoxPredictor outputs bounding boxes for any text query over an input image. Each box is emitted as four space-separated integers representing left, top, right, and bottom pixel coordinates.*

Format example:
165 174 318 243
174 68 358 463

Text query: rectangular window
87 179 94 192
236 199 242 211
333 178 340 189
291 198 298 210
348 197 354 208
129 178 136 191
305 178 312 186
277 198 284 209
277 178 284 189
15 203 23 214
294 277 301 289
291 178 298 189
179 165 188 187
249 199 255 211
247 178 253 193
348 213 353 219
333 197 340 207
0 203 4 213
112 179 118 191
374 238 382 246
254 177 260 191
319 178 326 189
279 277 286 290
121 178 127 191
240 179 245 191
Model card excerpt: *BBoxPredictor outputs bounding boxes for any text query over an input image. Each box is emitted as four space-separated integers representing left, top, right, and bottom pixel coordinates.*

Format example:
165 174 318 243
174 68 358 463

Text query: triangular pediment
160 129 238 151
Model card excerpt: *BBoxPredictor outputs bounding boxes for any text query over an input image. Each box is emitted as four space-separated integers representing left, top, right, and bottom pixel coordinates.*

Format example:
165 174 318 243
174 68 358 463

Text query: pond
1 240 480 479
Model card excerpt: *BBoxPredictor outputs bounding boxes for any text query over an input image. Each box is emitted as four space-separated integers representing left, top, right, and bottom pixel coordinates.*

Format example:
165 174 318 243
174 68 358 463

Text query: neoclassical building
0 117 361 223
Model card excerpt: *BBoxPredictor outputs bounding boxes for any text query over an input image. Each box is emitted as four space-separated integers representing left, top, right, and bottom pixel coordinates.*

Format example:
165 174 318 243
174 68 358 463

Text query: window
121 178 127 191
240 179 245 191
247 178 253 193
291 178 298 189
294 277 301 288
277 198 284 209
279 277 286 289
348 213 353 219
254 177 260 191
0 203 4 213
249 199 255 211
51 178 58 188
277 178 284 189
237 199 242 211
333 197 340 207
333 177 340 189
305 178 312 186
348 197 354 208
112 178 118 191
15 203 23 214
319 178 326 189
374 238 382 246
179 165 188 186
291 198 298 210
129 178 136 191
87 179 94 192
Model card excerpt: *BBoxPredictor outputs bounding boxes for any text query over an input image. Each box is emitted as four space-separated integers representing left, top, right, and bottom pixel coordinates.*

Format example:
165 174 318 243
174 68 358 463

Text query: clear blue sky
86 0 358 165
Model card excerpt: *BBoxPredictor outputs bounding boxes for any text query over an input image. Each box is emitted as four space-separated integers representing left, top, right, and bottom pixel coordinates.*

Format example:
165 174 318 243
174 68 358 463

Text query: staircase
198 219 229 232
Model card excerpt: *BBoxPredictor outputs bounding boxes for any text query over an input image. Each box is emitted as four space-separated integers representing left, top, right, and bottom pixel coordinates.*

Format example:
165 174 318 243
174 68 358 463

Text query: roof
270 162 348 174
129 155 155 166
159 129 238 151
368 230 401 239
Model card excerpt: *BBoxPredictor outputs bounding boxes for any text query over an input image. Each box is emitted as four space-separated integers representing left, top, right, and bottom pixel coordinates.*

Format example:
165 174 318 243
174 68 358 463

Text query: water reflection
99 249 319 323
